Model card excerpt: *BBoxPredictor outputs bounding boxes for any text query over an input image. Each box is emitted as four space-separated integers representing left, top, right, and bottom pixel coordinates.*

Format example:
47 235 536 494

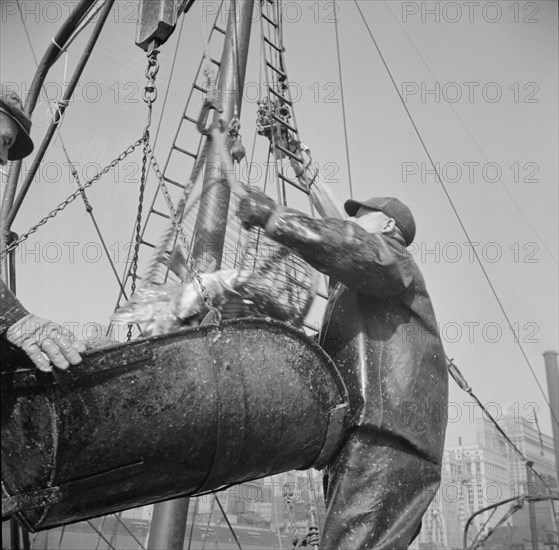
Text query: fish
111 269 240 337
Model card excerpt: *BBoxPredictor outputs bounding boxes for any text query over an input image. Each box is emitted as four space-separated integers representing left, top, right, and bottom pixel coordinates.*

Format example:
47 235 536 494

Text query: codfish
111 269 239 336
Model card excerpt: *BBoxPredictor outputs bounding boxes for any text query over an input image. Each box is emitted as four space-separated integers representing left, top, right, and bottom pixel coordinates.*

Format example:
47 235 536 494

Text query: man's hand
307 526 320 548
5 314 86 372
237 188 277 230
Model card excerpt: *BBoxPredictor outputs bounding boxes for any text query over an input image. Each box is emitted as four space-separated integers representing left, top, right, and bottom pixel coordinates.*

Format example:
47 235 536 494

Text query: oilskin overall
263 209 449 550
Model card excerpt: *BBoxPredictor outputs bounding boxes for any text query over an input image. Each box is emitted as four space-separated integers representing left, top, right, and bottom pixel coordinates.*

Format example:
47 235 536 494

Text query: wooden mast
190 0 255 268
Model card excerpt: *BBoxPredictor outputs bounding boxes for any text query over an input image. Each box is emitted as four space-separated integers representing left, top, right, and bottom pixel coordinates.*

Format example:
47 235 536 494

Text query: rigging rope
86 520 118 550
0 137 146 262
200 496 216 550
13 0 129 300
448 357 558 528
111 513 147 550
468 506 497 550
383 1 557 266
59 137 130 302
468 500 523 550
215 496 243 550
332 0 354 199
110 12 191 332
353 0 559 433
16 0 38 65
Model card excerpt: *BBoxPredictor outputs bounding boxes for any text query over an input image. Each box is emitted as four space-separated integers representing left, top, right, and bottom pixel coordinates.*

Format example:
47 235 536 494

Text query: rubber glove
5 314 86 372
237 188 277 230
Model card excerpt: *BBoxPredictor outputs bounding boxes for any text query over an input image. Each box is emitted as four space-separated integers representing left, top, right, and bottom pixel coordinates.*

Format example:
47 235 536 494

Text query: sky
1 0 558 451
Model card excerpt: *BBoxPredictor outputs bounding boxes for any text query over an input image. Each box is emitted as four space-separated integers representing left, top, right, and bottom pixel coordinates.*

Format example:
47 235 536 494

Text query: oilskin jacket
264 208 448 464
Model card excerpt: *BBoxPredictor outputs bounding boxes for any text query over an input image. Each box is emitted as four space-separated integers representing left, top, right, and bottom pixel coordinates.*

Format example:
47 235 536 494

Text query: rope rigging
332 0 354 199
10 0 132 305
448 357 558 530
382 0 558 267
4 3 556 548
352 0 559 434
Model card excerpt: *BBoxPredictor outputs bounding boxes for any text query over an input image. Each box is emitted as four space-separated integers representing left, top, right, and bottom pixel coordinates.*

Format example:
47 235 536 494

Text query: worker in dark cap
1 86 86 371
238 188 448 549
0 85 34 165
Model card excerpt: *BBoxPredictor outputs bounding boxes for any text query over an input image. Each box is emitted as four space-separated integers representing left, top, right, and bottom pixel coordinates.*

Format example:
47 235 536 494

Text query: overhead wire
109 13 189 335
353 0 558 433
383 1 557 266
16 0 38 66
467 505 496 550
448 357 558 527
86 520 118 550
16 0 133 328
332 0 354 199
215 496 244 550
467 499 524 550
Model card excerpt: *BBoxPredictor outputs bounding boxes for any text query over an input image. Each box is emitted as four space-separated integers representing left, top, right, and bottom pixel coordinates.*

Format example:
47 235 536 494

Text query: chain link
143 142 220 320
143 47 160 106
0 138 146 262
127 137 150 341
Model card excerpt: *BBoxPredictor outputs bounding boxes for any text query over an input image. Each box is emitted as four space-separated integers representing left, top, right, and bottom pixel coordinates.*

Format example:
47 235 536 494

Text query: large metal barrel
1 318 347 532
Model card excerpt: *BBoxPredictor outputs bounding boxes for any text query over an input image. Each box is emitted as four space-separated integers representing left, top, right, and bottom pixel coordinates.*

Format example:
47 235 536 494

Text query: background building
412 414 557 549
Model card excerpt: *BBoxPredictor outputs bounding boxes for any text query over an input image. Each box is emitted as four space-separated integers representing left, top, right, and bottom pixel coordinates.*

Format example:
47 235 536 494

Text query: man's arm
238 190 414 297
0 277 30 333
1 278 85 371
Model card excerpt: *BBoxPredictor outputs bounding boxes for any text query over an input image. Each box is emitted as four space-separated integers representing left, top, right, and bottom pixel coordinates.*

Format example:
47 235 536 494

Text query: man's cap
344 196 416 245
0 85 33 161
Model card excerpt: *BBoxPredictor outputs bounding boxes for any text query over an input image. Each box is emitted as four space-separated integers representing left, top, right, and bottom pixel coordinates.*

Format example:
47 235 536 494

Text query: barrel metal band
311 403 348 470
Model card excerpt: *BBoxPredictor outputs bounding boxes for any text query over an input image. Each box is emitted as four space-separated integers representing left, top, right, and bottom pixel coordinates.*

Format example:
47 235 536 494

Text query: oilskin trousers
320 429 441 550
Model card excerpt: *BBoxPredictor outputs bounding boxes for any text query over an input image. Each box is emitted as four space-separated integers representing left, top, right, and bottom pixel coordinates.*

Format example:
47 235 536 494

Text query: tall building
500 413 558 531
412 413 558 549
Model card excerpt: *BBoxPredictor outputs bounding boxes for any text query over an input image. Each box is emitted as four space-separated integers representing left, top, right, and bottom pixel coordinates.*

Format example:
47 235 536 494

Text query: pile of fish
111 246 300 337
111 270 239 336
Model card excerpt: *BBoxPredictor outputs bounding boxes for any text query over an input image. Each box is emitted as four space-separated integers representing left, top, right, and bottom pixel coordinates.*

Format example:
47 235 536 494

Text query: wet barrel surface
1 318 347 531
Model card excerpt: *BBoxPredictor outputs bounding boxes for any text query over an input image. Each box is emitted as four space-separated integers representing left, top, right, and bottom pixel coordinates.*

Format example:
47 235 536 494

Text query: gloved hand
5 314 86 372
307 526 320 548
237 188 277 230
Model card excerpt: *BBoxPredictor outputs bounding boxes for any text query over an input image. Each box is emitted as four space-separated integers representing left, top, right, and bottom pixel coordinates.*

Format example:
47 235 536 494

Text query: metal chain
130 138 149 296
125 48 160 339
143 45 160 106
143 142 220 319
126 136 150 341
0 138 145 261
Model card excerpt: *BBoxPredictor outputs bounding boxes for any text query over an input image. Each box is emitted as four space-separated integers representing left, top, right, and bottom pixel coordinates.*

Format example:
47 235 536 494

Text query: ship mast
146 1 255 547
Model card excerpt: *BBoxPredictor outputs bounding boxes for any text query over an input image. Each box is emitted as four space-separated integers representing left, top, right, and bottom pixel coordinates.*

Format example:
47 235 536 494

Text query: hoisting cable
59 138 130 302
14 0 131 306
0 137 145 262
467 505 497 550
86 520 118 550
57 525 66 550
466 497 524 550
448 356 559 528
109 12 190 332
215 496 244 550
186 499 198 550
16 0 38 65
200 496 216 550
383 1 557 266
94 516 108 550
532 406 546 455
353 0 559 433
111 513 147 550
123 45 159 340
143 139 221 319
332 0 354 199
7 0 117 229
